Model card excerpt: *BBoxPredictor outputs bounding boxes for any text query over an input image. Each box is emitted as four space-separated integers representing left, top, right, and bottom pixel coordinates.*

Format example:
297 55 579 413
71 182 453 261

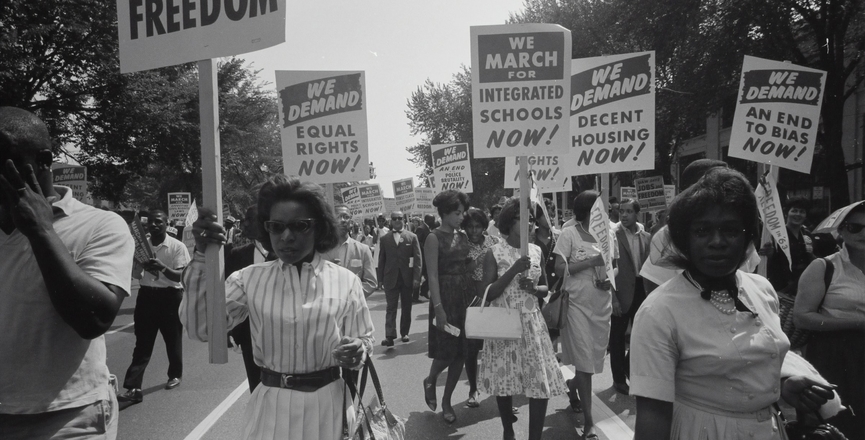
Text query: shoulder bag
541 277 567 337
465 284 523 341
344 359 405 440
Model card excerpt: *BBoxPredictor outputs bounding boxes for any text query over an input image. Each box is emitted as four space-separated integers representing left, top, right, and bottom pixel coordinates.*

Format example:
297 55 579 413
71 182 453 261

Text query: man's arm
359 243 378 297
411 233 423 286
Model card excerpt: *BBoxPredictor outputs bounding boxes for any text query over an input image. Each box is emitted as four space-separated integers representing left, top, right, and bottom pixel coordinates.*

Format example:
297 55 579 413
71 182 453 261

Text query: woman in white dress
631 168 833 440
182 175 374 440
552 190 613 439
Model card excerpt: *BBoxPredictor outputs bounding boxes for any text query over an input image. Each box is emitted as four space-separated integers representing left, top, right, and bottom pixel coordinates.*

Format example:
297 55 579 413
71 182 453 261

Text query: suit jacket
377 229 422 290
614 224 651 313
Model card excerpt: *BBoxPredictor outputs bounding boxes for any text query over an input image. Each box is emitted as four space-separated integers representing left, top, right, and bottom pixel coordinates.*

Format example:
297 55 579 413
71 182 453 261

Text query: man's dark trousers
123 286 183 389
610 280 645 384
385 278 413 339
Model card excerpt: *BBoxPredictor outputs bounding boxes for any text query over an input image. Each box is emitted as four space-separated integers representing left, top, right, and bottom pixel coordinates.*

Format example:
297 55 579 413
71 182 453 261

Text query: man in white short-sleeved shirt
0 107 134 439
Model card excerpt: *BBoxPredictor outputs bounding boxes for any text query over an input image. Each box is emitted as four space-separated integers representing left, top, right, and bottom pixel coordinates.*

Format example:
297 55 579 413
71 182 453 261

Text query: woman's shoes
442 405 457 424
582 428 598 439
465 391 480 408
565 379 583 413
423 378 437 411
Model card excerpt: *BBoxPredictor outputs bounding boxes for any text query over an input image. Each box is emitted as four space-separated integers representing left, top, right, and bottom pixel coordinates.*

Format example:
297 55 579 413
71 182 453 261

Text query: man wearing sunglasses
377 211 423 346
322 204 377 298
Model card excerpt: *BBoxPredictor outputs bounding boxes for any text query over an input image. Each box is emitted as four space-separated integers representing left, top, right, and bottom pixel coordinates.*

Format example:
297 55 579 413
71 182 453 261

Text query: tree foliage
511 0 864 206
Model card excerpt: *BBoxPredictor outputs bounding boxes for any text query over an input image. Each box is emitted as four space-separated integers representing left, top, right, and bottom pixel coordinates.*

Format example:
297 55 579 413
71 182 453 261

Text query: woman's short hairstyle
667 168 758 267
256 175 340 254
784 196 811 214
496 197 522 236
462 207 490 230
433 190 469 217
572 190 599 222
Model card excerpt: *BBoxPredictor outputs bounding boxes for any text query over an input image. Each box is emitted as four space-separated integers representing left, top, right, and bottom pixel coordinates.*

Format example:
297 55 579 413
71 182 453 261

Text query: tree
406 66 507 210
512 0 864 206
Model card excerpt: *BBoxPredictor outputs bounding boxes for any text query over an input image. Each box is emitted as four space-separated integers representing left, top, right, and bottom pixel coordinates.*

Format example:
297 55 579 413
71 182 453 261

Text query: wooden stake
199 59 227 364
519 156 529 258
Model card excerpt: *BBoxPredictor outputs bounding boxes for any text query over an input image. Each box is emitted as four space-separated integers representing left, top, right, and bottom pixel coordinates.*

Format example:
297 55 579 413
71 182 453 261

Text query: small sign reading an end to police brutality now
52 165 87 201
117 0 286 73
276 71 370 184
570 52 655 175
431 143 473 193
728 56 826 174
471 24 571 158
393 178 416 213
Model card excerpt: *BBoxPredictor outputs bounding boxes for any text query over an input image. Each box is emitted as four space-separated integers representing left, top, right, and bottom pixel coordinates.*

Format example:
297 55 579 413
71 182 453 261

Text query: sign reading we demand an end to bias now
117 0 286 73
728 56 826 174
471 24 571 158
570 51 655 175
276 71 370 184
431 143 473 193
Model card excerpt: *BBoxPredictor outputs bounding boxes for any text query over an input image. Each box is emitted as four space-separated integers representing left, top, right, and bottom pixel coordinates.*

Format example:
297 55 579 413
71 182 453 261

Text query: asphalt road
106 282 636 439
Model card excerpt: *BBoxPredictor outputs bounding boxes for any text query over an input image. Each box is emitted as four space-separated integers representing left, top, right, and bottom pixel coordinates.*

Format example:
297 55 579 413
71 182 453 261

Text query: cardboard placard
620 186 637 200
471 24 571 158
393 178 416 213
431 143 473 192
503 155 570 190
634 176 666 211
117 0 286 73
168 192 192 223
276 71 370 184
728 56 826 173
569 52 655 175
52 165 87 201
341 184 384 221
413 187 437 216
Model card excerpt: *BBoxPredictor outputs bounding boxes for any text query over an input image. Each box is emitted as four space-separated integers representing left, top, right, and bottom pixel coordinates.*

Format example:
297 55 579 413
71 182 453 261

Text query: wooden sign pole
199 59 228 364
519 157 529 258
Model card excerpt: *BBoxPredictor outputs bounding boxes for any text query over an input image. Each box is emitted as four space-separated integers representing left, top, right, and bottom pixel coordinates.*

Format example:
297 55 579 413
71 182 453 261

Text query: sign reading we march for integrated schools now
728 56 826 174
276 71 370 184
471 24 571 158
570 51 655 175
341 184 384 221
393 178 416 213
116 0 286 73
52 165 87 201
168 192 192 223
431 143 473 192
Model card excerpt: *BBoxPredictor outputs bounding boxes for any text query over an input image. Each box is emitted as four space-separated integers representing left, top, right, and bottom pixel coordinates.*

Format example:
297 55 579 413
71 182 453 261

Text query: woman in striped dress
182 175 375 440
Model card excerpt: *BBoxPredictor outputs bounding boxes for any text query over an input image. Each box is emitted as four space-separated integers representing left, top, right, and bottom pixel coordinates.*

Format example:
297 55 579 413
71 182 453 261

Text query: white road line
183 380 249 440
106 322 134 335
559 365 634 440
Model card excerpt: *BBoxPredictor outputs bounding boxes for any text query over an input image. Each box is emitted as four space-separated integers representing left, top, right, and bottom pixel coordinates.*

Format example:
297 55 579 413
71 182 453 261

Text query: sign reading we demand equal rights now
471 24 571 159
570 51 656 175
276 71 370 184
728 56 826 174
116 0 286 73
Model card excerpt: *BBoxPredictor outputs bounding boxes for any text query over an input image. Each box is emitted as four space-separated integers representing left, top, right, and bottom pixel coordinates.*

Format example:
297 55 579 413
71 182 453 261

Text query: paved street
106 282 636 439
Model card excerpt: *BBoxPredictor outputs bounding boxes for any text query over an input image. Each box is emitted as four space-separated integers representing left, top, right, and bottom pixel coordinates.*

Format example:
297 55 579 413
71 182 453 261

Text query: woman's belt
259 366 342 392
678 397 776 422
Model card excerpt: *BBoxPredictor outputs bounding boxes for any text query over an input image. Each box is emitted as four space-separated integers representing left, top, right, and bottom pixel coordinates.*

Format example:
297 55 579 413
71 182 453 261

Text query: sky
238 0 526 197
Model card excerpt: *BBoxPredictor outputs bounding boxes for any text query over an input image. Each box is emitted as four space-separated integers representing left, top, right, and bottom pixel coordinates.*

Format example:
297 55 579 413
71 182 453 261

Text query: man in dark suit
225 206 272 392
377 210 422 346
412 214 432 302
610 198 651 395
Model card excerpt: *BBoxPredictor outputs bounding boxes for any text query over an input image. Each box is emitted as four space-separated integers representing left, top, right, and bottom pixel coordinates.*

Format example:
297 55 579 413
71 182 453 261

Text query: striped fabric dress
181 252 375 440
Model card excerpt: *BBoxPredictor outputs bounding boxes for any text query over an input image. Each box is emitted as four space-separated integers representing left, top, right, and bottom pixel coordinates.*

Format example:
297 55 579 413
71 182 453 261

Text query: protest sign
728 56 826 173
393 178 416 213
276 71 370 184
569 52 655 175
620 186 636 200
384 198 398 216
756 173 791 270
588 197 616 290
341 184 384 221
168 192 192 223
503 156 570 190
129 213 155 265
117 0 286 73
52 165 87 201
635 176 666 211
471 24 572 158
413 187 437 216
664 185 676 206
431 143 473 192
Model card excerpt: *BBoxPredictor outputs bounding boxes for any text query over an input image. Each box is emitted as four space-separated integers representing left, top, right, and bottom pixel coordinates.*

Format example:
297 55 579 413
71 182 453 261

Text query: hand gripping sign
728 56 826 174
276 71 370 184
471 24 572 159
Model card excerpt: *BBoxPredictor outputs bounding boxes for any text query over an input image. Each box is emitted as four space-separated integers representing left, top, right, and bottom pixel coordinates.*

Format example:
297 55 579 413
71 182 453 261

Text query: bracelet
434 303 443 309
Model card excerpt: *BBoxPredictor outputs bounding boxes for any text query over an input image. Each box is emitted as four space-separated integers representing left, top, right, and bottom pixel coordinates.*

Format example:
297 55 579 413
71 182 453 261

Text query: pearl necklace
709 290 736 315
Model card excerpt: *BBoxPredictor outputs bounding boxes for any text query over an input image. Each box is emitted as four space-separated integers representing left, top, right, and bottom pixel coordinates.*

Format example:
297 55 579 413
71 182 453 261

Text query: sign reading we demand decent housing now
276 71 370 184
728 56 826 174
117 0 286 73
471 24 571 159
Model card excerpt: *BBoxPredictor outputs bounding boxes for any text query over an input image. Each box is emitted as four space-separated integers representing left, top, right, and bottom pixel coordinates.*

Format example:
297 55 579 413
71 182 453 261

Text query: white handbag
465 285 523 341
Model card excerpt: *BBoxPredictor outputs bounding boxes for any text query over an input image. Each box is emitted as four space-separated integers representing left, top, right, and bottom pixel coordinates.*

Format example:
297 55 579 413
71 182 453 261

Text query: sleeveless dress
427 229 473 361
477 242 567 399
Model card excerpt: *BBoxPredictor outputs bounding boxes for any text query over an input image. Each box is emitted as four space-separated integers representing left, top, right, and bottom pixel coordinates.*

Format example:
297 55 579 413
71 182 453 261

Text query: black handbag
781 409 848 440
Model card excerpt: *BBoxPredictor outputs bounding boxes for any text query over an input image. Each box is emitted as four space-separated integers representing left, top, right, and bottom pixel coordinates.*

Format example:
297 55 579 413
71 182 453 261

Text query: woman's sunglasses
842 222 865 234
263 219 315 234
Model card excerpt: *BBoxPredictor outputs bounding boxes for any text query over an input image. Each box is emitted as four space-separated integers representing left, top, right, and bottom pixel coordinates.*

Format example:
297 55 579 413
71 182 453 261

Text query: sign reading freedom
117 0 286 73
